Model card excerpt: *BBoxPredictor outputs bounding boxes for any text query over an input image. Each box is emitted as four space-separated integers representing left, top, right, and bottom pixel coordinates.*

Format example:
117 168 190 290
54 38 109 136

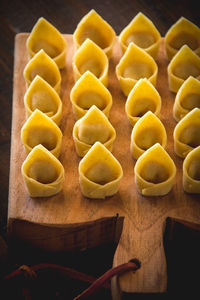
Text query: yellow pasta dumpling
24 49 61 94
116 43 158 96
174 108 200 158
183 145 200 193
21 144 65 197
173 76 200 122
130 111 167 160
165 17 200 61
119 12 161 59
24 75 62 125
72 39 108 86
134 143 176 196
70 71 112 120
21 109 62 158
73 105 116 157
26 17 67 69
125 78 161 126
79 142 123 199
73 9 116 58
168 45 200 93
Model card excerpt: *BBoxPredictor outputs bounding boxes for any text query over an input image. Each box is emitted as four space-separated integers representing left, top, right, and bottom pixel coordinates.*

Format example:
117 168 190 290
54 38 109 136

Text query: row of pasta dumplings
20 10 200 199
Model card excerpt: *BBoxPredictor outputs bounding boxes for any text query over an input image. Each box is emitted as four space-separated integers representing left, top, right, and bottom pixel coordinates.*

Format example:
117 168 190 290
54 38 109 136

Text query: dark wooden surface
0 0 200 298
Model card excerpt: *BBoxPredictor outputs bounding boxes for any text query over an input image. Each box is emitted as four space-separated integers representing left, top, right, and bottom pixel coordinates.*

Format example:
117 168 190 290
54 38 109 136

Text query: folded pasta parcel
168 45 200 93
130 111 167 160
72 39 108 86
173 76 200 122
125 78 161 127
165 17 200 61
116 43 158 96
79 142 123 199
24 49 61 94
73 9 116 58
174 108 200 158
26 17 67 69
21 144 64 197
21 109 62 158
119 12 161 59
70 71 112 120
73 105 116 157
183 145 200 194
134 143 176 196
24 75 62 125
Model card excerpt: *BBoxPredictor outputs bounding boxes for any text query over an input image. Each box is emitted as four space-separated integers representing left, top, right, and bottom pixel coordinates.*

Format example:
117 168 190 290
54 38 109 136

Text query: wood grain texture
8 34 200 296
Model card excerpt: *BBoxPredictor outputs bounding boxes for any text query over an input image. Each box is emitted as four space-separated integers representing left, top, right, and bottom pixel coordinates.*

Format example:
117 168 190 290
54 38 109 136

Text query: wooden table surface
1 0 199 236
0 0 200 298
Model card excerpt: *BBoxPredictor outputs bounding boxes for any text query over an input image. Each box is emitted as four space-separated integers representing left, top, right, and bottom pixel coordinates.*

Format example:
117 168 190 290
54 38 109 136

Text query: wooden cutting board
8 34 200 296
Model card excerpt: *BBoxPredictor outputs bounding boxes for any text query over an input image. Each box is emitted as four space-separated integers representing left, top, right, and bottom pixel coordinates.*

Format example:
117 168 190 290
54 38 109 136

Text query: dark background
0 0 200 299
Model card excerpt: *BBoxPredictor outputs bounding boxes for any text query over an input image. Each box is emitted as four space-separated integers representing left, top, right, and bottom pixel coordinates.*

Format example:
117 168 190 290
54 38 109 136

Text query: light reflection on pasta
79 142 123 199
168 45 200 93
70 71 112 120
165 17 200 61
173 76 200 122
26 17 67 69
23 49 61 94
174 108 200 158
21 109 62 158
125 78 161 127
73 105 116 157
130 111 167 160
21 144 64 197
73 9 116 58
72 39 108 86
119 12 161 59
134 143 176 196
183 146 200 194
116 42 158 96
24 75 62 125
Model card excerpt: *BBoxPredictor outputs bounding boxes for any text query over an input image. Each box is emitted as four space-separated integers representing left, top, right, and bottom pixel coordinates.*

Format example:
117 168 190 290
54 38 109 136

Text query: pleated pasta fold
73 105 116 157
168 45 200 93
79 142 123 199
134 143 176 196
73 9 116 58
130 111 167 160
119 12 161 59
21 109 62 158
24 75 62 125
174 108 200 158
27 17 67 69
173 76 200 122
72 39 108 86
24 49 61 94
125 78 161 126
116 43 158 96
70 71 112 120
21 144 65 197
183 146 200 194
165 17 200 60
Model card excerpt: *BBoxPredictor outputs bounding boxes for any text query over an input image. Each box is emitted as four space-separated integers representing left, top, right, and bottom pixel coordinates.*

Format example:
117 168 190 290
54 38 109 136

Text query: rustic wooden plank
8 33 200 296
8 33 125 248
